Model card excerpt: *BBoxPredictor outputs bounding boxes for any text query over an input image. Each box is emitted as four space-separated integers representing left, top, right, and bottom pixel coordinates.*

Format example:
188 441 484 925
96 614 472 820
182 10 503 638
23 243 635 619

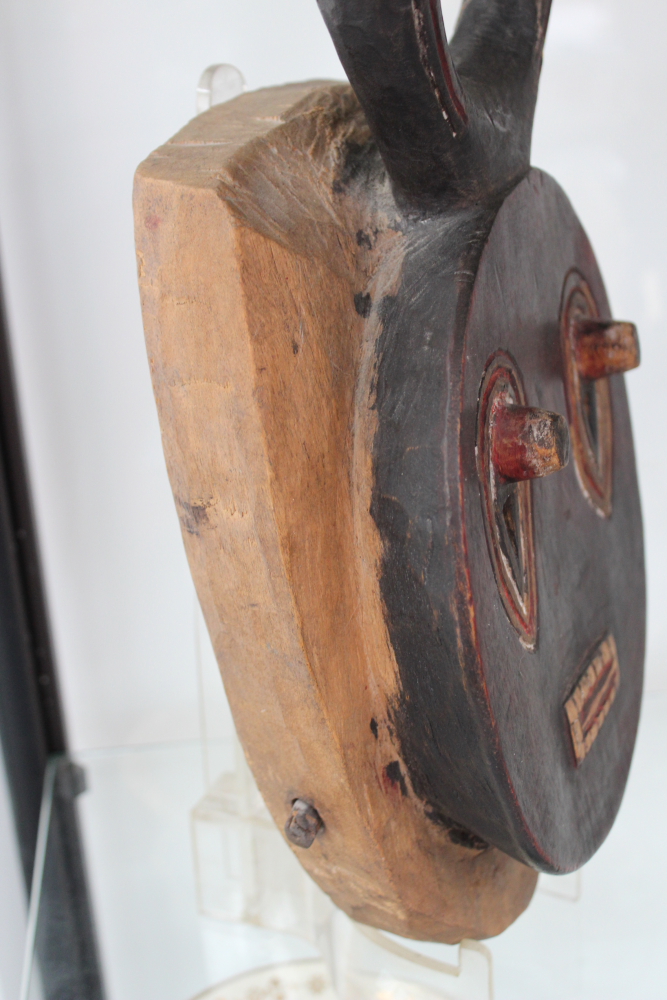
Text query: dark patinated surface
313 0 645 874
136 0 646 939
371 169 644 871
317 0 551 211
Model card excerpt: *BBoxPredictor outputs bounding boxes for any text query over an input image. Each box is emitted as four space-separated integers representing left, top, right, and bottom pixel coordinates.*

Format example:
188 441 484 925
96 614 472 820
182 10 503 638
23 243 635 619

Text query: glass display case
1 2 666 998
19 601 667 999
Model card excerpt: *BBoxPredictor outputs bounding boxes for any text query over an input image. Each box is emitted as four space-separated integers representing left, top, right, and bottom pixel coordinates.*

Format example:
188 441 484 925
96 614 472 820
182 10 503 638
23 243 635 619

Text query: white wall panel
0 0 342 752
532 0 667 690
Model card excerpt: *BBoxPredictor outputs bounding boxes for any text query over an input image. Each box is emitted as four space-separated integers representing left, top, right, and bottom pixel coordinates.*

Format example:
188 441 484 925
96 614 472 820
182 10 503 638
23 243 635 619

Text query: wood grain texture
135 69 645 932
134 82 538 943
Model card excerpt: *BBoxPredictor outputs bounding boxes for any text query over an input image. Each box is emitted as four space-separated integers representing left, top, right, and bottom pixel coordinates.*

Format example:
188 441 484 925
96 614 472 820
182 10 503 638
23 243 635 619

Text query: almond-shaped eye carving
560 271 639 518
477 353 570 650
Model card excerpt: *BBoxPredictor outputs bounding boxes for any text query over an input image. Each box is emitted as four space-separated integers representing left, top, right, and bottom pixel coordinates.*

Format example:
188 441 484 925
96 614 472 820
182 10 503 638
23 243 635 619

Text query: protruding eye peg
477 355 538 649
492 404 570 482
478 358 568 649
572 320 640 381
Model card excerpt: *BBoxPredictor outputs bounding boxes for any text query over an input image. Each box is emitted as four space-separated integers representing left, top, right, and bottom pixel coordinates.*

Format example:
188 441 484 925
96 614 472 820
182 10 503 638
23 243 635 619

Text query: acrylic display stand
187 75 494 998
184 73 585 1000
191 734 493 1000
192 959 335 1000
195 63 246 114
189 553 583 1000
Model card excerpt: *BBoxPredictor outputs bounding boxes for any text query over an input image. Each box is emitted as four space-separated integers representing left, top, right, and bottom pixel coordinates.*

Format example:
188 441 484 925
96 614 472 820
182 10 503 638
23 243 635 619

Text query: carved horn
316 0 553 210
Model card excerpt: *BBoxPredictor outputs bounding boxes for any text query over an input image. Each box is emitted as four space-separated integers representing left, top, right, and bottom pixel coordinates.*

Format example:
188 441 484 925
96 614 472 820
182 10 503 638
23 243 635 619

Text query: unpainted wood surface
134 82 537 943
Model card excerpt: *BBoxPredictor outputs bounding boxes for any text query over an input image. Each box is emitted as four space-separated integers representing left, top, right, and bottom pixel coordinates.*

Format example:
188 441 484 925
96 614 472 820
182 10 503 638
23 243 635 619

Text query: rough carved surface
134 0 644 942
134 83 538 942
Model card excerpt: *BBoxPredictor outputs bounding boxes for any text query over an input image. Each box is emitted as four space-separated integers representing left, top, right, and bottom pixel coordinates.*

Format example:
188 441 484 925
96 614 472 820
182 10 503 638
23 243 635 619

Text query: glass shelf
20 677 667 1000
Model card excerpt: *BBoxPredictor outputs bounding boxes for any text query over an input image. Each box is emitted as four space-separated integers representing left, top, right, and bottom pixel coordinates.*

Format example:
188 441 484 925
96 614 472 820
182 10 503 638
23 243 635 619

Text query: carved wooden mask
134 0 644 943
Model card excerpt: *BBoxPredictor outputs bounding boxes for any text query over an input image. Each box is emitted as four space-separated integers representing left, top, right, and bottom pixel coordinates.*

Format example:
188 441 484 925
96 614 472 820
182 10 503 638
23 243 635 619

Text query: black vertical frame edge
0 259 105 999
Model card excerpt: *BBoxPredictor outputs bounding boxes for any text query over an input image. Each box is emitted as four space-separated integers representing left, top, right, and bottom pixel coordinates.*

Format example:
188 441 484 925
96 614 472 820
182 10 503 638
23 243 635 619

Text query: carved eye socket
476 355 538 650
476 353 570 650
560 272 614 518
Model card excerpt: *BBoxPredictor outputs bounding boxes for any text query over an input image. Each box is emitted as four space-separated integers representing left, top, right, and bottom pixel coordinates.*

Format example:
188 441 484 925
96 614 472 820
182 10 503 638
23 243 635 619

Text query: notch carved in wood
565 635 620 766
